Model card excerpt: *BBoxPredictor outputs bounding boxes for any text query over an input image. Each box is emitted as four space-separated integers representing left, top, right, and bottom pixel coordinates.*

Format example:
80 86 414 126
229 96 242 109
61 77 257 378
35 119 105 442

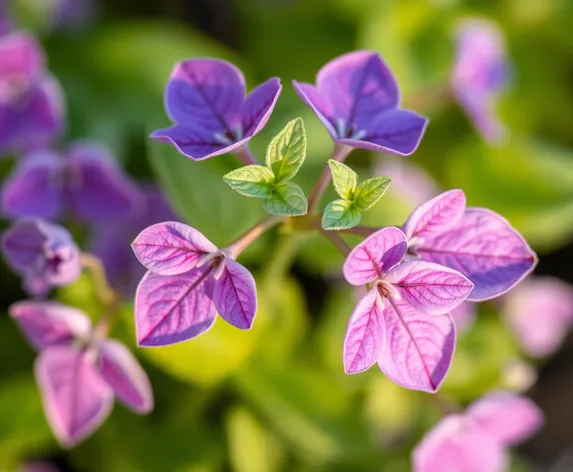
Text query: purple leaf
378 298 455 393
384 261 473 315
0 32 44 79
1 150 63 219
213 258 257 330
132 221 217 276
165 58 245 132
413 414 508 472
292 81 337 139
418 209 537 301
35 346 114 447
241 77 282 136
343 226 407 286
316 50 399 131
403 189 466 242
9 301 91 350
343 287 385 374
150 123 235 161
68 142 142 223
97 339 153 414
135 267 217 346
466 392 543 446
338 109 429 156
503 276 573 357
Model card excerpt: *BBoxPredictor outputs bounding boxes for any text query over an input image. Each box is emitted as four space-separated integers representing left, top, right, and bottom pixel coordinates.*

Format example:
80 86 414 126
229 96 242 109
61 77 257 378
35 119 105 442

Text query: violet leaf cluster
224 118 308 216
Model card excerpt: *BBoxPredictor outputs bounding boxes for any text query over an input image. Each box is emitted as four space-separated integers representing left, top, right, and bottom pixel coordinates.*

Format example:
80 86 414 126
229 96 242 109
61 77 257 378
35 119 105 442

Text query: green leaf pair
322 160 391 230
224 118 308 216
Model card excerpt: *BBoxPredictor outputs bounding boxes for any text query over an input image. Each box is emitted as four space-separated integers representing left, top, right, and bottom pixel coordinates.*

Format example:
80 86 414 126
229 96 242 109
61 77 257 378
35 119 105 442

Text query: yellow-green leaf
322 199 361 230
266 118 307 182
262 181 308 216
353 176 391 211
223 165 276 199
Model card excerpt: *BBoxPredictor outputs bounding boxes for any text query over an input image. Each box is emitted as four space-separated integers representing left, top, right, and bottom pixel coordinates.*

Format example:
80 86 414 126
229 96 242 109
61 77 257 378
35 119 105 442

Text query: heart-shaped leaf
223 165 276 199
262 181 308 216
321 199 361 230
266 118 306 182
353 176 392 211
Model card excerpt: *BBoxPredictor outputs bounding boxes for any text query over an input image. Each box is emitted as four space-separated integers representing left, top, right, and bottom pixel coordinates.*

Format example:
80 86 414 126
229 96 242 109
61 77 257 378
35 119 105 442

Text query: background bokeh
1 0 573 470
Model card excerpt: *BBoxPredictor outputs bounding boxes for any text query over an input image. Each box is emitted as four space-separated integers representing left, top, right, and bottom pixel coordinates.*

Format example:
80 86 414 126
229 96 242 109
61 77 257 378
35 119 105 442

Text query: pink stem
342 226 378 237
234 144 259 165
321 230 351 257
224 215 285 259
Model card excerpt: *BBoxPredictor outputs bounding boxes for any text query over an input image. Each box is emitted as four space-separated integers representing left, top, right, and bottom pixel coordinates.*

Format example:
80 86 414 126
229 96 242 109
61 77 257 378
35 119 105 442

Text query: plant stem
234 144 259 165
80 252 119 309
341 225 378 237
224 215 285 259
426 391 460 416
321 230 351 257
404 83 452 111
307 143 352 214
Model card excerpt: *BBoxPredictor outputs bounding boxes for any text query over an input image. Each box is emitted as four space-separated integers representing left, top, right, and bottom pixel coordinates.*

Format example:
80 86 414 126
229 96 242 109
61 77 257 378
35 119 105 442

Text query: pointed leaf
223 165 275 199
378 298 455 393
466 392 543 446
98 339 154 414
353 176 391 211
266 118 306 181
418 209 537 301
242 77 282 136
384 261 473 315
132 221 217 276
213 258 257 330
328 160 357 200
343 288 385 374
343 226 407 286
262 181 307 216
403 189 466 241
322 199 361 230
35 346 114 447
134 267 217 346
9 301 91 350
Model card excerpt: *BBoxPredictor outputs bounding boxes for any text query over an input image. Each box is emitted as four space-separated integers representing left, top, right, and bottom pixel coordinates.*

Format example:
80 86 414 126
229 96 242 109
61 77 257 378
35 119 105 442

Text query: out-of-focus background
1 0 573 470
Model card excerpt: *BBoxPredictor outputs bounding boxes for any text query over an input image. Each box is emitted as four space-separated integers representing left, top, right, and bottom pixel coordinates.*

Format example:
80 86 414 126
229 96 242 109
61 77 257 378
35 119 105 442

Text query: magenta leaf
343 226 407 286
132 221 217 276
417 209 537 301
9 301 91 350
466 392 543 446
403 189 466 242
97 339 153 414
384 261 473 315
378 298 455 393
35 346 114 447
213 258 257 330
134 267 216 346
413 414 508 472
343 287 385 374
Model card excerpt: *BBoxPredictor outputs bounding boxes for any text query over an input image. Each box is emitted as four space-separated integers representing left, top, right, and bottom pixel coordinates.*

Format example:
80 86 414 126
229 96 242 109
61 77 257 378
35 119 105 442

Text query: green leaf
328 160 357 200
262 182 308 216
223 165 276 199
353 176 392 211
322 199 361 230
266 118 307 182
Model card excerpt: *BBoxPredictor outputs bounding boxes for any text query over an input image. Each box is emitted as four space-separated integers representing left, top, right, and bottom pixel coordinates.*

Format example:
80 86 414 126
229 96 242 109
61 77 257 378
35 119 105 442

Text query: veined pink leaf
378 298 455 393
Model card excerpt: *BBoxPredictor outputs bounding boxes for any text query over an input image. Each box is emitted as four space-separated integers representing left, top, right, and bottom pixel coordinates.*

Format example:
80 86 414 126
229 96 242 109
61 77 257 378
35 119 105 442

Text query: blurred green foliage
2 0 573 470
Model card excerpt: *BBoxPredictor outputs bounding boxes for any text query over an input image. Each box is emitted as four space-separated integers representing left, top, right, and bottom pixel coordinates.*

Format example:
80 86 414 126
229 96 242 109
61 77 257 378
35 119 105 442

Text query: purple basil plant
1 141 141 223
10 300 153 447
0 32 64 154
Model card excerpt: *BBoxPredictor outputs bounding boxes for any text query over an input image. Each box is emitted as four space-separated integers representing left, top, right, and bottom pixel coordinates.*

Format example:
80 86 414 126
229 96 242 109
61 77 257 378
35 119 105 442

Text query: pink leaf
378 298 455 392
343 287 385 374
135 267 217 346
466 392 543 446
413 414 508 472
9 301 91 350
132 221 217 276
34 346 114 447
384 261 473 315
343 226 407 286
213 258 257 330
418 208 537 301
98 339 154 414
403 189 466 241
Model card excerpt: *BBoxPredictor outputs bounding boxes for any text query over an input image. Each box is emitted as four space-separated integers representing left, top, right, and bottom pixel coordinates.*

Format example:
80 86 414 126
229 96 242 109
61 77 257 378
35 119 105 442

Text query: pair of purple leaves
1 141 141 223
1 218 80 295
414 391 543 472
342 189 536 392
0 32 63 154
9 300 153 447
131 222 257 346
152 50 428 161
